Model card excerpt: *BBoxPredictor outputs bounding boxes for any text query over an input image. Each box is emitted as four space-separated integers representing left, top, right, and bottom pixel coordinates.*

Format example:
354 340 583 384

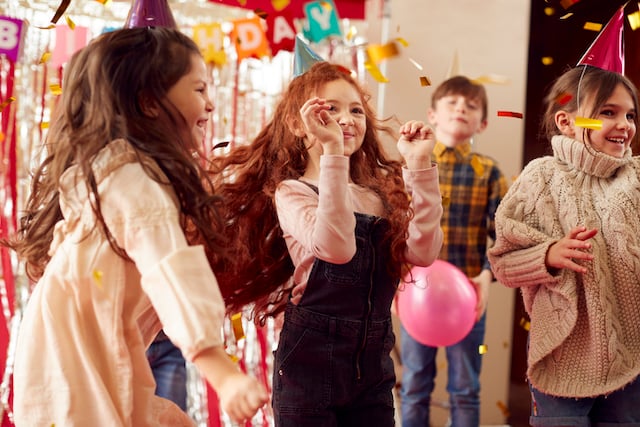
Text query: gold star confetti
520 317 530 331
419 76 431 87
478 344 488 355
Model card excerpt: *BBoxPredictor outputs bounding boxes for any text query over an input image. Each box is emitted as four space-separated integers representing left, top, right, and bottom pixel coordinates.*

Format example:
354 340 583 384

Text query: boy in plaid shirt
399 76 508 427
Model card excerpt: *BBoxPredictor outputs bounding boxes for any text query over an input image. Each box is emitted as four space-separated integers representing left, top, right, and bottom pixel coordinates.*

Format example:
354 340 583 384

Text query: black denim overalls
272 204 398 427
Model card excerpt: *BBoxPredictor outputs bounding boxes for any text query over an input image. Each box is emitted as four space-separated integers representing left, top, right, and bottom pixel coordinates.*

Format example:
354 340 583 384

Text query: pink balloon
397 260 477 347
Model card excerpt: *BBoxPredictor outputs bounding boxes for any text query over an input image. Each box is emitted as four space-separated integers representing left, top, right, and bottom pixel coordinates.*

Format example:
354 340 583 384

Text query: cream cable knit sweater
488 135 640 398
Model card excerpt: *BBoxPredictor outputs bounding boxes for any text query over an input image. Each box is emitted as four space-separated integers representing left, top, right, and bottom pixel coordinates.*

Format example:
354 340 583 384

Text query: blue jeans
400 313 486 427
147 332 187 411
530 375 640 427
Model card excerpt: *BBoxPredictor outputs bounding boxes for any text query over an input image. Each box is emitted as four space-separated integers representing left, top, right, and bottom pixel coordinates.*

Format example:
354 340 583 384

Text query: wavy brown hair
4 27 227 281
210 62 413 324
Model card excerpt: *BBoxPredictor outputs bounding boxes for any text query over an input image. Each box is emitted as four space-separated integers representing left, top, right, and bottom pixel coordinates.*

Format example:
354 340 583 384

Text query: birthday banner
211 0 365 19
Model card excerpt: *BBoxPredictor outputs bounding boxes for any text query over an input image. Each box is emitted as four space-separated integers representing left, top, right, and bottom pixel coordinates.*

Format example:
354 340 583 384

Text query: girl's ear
287 116 306 138
555 110 575 137
139 94 159 118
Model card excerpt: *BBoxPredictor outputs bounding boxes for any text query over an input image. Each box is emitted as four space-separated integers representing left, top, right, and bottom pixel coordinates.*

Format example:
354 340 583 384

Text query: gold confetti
478 344 488 355
364 60 389 83
419 76 431 87
254 8 268 19
92 269 103 289
519 317 530 331
65 15 76 30
628 10 640 30
39 51 51 64
394 37 409 47
50 83 62 95
560 12 574 20
575 117 602 130
544 7 555 16
319 1 332 11
496 400 510 417
345 26 357 41
271 0 290 11
94 0 111 4
472 74 510 85
0 131 4 142
40 122 49 129
583 21 602 32
36 24 56 30
541 56 554 65
0 96 16 112
366 41 400 64
231 312 245 341
441 195 451 207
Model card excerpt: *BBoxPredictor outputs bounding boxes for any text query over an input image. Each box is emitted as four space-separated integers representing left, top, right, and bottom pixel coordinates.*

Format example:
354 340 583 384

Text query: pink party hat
293 35 324 77
577 5 625 74
125 0 177 28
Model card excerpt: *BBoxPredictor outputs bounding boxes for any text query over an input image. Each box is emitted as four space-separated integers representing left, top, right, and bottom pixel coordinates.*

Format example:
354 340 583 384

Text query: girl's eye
599 109 615 117
352 107 365 115
627 112 637 121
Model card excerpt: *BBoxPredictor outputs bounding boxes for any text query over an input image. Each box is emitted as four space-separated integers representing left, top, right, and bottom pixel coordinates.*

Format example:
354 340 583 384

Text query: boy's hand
397 120 436 170
217 372 269 423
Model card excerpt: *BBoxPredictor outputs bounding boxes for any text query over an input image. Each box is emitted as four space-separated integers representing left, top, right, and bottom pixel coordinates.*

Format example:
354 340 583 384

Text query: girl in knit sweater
488 66 640 425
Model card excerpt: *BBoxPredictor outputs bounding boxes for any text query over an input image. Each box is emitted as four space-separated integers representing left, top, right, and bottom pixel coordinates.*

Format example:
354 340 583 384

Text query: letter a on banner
230 16 269 61
0 16 24 62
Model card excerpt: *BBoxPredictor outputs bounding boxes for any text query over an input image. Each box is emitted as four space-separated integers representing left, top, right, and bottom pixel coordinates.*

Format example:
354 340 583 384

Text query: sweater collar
551 134 632 178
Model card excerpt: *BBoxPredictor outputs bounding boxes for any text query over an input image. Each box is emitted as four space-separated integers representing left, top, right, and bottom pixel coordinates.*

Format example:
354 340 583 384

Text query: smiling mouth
607 137 626 144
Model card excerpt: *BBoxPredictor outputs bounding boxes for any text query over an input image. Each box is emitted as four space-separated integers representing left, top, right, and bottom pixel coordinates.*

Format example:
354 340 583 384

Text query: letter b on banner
0 16 24 62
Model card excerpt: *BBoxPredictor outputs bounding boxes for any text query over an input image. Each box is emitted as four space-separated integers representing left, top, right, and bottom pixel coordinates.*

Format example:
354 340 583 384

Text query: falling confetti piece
408 57 423 70
496 400 511 417
628 10 640 30
231 312 245 341
0 96 16 112
583 21 602 32
575 117 602 130
271 0 290 11
94 0 111 4
560 12 574 20
544 7 555 16
520 317 530 331
497 111 524 119
364 60 389 83
345 26 357 41
228 353 239 363
254 8 268 19
541 56 554 65
442 195 451 207
319 1 332 11
40 122 49 129
51 0 71 23
92 269 103 289
560 0 580 9
473 74 510 85
212 141 230 150
478 344 488 355
419 76 431 86
36 24 56 29
394 37 409 47
50 83 62 95
0 132 4 143
366 41 400 64
556 92 572 105
39 51 51 64
65 15 76 29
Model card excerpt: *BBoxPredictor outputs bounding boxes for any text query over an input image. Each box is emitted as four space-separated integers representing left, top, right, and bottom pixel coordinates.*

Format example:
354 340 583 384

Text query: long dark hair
5 27 227 280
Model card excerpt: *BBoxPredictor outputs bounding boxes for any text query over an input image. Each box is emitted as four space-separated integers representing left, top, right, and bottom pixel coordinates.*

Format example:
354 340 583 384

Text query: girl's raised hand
545 225 597 274
397 120 436 170
299 97 343 155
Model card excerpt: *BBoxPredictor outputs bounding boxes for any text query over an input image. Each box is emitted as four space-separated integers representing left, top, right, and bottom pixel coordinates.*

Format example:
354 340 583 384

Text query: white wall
364 1 531 425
